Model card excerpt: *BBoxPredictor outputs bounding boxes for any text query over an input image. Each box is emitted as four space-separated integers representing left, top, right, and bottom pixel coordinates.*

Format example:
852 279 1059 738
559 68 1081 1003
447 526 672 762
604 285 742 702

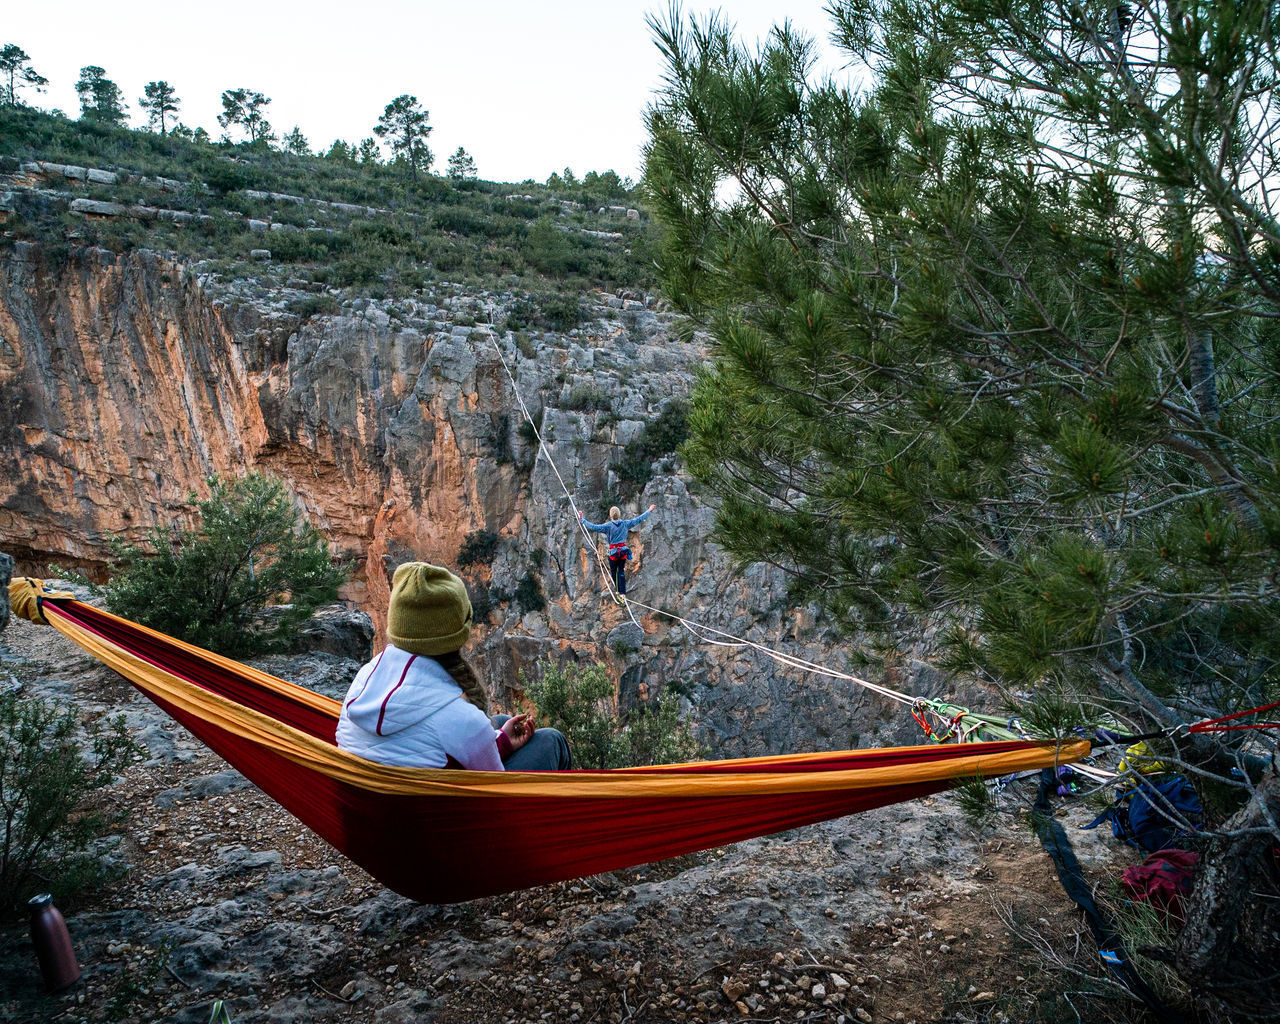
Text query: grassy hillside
0 105 657 303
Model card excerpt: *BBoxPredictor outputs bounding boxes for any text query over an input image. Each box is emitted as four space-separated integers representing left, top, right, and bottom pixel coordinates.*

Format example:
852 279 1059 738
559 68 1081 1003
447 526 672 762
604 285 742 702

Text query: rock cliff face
0 244 268 564
0 242 945 756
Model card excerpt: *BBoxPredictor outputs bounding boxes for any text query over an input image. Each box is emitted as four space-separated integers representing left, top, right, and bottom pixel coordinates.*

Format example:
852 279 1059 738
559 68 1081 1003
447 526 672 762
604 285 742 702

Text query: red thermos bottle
28 893 81 991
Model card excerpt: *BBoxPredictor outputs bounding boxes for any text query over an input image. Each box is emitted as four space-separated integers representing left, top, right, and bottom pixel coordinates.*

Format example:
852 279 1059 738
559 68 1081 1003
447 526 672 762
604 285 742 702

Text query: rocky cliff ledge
0 242 949 756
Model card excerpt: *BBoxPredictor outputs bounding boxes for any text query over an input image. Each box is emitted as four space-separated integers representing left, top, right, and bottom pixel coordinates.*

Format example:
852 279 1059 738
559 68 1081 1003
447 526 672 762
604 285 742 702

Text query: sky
5 1 846 185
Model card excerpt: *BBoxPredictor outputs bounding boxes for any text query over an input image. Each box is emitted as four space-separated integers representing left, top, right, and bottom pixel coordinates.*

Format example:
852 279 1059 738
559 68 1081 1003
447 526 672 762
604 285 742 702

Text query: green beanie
387 562 473 656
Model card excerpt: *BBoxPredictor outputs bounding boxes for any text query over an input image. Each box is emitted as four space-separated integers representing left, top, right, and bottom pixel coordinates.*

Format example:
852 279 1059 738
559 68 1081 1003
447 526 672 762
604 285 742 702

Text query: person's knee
542 727 572 769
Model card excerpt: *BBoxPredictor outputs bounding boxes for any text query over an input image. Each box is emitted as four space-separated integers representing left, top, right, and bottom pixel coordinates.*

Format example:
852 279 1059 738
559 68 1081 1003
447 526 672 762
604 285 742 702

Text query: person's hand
578 511 585 519
648 503 657 513
501 713 534 753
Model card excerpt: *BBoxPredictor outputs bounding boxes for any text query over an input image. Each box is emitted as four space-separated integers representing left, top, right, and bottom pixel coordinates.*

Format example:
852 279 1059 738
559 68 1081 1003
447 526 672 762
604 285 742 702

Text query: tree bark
1176 770 1280 1020
1184 329 1265 534
0 549 11 632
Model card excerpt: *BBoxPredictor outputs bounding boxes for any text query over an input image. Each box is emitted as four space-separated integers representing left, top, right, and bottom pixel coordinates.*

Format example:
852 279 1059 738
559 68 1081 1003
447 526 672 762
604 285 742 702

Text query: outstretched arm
620 504 658 529
578 511 607 532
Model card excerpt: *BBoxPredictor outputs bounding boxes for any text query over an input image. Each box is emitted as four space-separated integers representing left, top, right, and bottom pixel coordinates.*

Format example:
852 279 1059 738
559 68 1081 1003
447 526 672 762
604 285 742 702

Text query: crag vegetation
523 660 702 769
645 2 1279 1018
94 473 346 658
0 691 138 908
0 100 658 299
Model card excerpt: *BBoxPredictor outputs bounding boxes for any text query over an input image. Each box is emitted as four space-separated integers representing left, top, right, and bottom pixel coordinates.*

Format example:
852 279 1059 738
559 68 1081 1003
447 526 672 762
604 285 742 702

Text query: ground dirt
0 599 1149 1024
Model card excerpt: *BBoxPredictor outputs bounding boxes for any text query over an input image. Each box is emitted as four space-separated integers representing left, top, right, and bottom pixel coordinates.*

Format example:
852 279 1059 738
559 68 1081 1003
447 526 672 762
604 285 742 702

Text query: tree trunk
1184 329 1264 533
1176 770 1280 1020
0 549 11 632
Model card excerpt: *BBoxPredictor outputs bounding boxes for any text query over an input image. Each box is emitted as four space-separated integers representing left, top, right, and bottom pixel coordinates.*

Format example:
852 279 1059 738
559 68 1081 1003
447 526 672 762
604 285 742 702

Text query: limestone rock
69 197 126 216
606 621 644 654
292 605 374 662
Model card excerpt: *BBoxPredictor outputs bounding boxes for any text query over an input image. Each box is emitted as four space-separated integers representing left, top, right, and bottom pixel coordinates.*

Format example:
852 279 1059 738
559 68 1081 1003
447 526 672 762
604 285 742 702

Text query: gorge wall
0 241 949 756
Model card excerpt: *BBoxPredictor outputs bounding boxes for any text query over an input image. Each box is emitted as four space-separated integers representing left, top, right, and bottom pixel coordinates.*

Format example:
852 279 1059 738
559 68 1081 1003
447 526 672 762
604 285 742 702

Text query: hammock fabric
9 579 1089 904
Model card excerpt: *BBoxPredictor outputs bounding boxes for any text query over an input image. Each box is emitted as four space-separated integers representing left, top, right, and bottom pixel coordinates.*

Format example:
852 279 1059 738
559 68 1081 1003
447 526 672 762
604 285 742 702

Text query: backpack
1083 776 1203 852
1121 848 1200 924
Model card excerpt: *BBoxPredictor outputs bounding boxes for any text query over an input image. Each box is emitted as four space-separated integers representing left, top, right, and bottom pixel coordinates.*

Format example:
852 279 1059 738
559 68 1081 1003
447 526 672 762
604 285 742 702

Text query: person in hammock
579 503 658 604
337 561 572 771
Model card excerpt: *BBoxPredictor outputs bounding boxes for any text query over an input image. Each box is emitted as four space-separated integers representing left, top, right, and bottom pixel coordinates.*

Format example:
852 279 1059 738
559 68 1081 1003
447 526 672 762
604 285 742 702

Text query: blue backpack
1083 776 1203 852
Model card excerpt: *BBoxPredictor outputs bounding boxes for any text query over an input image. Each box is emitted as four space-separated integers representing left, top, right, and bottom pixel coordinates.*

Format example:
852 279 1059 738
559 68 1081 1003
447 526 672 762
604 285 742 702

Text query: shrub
523 661 702 769
457 529 500 567
513 571 545 614
516 417 541 449
611 398 689 498
514 331 537 359
505 296 584 334
539 292 585 331
0 692 138 908
564 383 611 411
100 472 346 657
286 293 340 319
522 216 574 275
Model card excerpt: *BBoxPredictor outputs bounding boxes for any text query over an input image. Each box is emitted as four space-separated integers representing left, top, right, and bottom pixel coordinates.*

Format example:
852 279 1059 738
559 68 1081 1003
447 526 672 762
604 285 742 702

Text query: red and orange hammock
10 578 1088 903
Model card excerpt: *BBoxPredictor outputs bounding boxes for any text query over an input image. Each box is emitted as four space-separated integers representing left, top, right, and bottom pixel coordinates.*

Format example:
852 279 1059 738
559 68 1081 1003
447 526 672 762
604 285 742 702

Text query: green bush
513 571 545 614
516 417 541 450
0 692 138 908
505 296 584 333
565 383 611 411
100 472 346 657
457 529 500 567
611 398 689 498
286 293 340 319
539 292 586 331
514 331 537 358
523 661 702 769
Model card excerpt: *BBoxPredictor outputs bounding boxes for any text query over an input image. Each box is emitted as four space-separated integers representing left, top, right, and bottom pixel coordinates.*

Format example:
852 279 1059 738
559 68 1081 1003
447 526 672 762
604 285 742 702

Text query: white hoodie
335 645 504 770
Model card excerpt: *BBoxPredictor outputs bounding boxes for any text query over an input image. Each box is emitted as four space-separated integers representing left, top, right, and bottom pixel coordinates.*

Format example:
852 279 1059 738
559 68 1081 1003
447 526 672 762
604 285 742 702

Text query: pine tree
357 137 380 165
324 139 356 163
446 146 477 181
282 126 310 156
373 94 432 178
75 65 127 126
138 80 179 135
217 88 273 146
645 3 1280 1013
0 44 47 106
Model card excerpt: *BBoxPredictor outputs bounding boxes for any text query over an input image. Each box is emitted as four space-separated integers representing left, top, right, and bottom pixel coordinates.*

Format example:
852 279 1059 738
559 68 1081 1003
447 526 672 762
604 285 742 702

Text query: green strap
209 1001 234 1024
918 700 1026 743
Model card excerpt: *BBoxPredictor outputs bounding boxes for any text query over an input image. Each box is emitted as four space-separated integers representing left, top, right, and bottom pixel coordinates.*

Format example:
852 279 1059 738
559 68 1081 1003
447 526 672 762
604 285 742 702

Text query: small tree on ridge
282 126 310 156
139 80 179 135
0 44 47 107
373 94 432 178
217 88 273 146
447 146 477 181
75 65 127 127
